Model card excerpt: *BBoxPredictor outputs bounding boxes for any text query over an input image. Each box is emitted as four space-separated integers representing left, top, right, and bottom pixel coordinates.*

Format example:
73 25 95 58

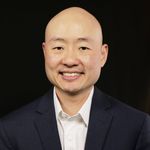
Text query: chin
64 88 80 95
60 86 83 95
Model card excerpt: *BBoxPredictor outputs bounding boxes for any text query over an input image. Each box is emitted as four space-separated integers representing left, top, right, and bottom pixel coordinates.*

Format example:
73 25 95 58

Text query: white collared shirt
53 87 94 150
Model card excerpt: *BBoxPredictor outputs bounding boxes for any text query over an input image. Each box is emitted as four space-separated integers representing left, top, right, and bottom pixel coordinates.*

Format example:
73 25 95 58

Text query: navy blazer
0 87 150 150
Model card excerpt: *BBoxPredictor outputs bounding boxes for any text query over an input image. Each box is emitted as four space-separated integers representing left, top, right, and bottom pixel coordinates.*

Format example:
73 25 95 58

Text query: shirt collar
53 87 94 127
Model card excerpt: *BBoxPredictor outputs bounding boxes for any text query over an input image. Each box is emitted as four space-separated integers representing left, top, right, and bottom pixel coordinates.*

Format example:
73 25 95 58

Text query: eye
79 47 90 50
52 47 64 50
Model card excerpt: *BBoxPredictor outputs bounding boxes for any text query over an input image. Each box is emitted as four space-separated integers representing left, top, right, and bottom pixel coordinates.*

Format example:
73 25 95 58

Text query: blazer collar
85 86 113 150
34 87 62 150
34 86 113 150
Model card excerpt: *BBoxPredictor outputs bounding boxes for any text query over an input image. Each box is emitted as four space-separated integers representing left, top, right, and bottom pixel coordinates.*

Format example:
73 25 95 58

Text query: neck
55 87 93 116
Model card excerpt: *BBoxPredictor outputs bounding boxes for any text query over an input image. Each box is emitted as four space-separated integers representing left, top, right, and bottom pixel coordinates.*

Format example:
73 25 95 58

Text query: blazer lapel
34 89 62 150
33 87 113 150
85 87 113 150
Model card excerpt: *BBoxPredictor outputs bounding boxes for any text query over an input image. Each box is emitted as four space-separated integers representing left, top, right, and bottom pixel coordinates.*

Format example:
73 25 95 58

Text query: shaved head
44 7 103 44
42 6 108 100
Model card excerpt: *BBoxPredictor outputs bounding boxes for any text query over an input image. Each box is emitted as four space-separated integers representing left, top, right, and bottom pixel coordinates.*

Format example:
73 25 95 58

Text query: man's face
42 10 108 95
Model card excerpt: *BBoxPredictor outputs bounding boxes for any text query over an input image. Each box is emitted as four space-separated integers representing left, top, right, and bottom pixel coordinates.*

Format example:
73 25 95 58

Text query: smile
59 72 84 81
63 72 80 76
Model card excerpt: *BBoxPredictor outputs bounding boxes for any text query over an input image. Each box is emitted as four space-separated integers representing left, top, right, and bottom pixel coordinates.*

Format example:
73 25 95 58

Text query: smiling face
42 7 108 96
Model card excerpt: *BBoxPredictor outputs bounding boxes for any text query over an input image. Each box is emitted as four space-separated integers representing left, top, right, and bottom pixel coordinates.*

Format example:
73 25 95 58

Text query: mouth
59 71 84 81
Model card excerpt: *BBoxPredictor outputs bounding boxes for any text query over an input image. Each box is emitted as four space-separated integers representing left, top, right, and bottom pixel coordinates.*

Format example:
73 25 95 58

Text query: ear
100 44 108 67
42 42 46 56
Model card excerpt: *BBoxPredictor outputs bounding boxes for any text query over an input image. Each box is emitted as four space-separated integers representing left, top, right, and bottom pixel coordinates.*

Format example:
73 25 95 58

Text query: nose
61 48 79 67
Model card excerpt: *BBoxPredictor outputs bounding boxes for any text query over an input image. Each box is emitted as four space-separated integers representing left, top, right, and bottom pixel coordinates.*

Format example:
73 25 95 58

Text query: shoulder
0 98 40 125
0 89 52 124
95 87 150 141
108 93 148 120
94 86 150 123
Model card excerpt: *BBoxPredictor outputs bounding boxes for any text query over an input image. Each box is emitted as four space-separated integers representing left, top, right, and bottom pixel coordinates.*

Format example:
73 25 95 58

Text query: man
0 6 150 150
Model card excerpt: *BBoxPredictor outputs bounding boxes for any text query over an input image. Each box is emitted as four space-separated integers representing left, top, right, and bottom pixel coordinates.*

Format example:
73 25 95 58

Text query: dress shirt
53 87 94 150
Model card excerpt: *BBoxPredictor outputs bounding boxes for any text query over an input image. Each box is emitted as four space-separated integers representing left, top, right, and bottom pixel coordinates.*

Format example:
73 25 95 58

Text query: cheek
82 54 101 70
44 53 61 69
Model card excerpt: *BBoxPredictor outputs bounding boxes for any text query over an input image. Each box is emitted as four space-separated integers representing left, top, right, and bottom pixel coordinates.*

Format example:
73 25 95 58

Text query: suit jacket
0 86 150 150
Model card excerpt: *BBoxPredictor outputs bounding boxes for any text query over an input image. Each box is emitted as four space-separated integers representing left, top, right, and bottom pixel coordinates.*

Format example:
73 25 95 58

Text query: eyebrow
47 37 93 43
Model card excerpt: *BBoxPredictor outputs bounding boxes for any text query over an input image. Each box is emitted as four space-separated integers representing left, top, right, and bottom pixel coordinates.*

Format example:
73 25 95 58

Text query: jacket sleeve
135 114 150 150
0 120 14 150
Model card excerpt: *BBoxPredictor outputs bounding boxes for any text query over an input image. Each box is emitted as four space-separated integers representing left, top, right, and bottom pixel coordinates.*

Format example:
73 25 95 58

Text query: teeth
63 72 80 76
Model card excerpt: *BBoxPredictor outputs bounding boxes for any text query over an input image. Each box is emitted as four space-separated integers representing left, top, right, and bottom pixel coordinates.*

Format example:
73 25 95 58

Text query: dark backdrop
0 0 150 117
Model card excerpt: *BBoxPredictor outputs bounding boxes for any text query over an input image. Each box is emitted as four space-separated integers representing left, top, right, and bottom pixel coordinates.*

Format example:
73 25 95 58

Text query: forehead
45 17 102 43
45 26 102 45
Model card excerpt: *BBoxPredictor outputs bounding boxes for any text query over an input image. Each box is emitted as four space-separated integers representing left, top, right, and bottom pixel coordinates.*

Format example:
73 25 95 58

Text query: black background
0 0 150 117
